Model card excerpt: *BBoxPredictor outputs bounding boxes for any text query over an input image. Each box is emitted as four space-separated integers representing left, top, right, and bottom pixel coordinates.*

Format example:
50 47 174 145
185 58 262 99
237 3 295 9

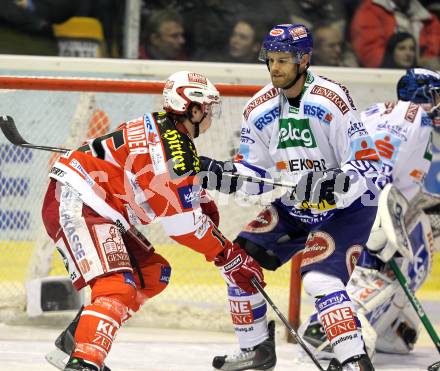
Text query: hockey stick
251 277 341 371
0 115 69 153
388 258 440 367
0 115 299 190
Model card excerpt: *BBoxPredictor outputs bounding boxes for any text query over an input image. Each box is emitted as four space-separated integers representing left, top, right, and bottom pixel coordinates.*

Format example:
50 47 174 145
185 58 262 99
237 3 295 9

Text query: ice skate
212 320 276 370
64 357 100 371
45 307 111 371
299 319 333 360
340 354 375 371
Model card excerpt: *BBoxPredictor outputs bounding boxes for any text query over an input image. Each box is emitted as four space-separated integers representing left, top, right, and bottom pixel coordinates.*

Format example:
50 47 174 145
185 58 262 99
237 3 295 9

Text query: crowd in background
0 0 439 70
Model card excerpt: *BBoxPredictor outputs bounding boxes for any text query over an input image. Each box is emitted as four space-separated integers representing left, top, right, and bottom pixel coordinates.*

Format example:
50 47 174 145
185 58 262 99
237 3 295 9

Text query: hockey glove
294 169 351 211
199 156 242 194
200 190 220 227
215 242 265 294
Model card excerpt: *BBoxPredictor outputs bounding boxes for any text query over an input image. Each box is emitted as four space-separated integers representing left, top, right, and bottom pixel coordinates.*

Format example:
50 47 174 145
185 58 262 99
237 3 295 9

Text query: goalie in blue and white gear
300 68 440 359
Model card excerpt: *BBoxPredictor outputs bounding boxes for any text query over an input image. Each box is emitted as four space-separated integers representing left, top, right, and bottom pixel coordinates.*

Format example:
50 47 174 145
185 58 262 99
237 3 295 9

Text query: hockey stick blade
0 115 69 153
250 277 341 371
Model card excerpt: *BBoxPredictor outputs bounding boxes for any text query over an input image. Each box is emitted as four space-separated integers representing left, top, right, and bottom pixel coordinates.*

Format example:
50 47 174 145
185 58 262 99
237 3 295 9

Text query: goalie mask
397 68 440 125
163 71 221 119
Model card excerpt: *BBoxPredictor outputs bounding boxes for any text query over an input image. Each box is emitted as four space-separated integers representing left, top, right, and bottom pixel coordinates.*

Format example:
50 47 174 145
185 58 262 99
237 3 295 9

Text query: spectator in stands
225 18 266 63
0 0 75 55
350 0 440 69
381 32 418 68
182 0 247 61
312 24 359 67
139 8 187 60
281 0 347 35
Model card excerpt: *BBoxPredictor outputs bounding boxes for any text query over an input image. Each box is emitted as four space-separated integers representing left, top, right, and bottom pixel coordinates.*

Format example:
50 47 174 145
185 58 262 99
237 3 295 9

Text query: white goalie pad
367 184 413 262
408 190 440 251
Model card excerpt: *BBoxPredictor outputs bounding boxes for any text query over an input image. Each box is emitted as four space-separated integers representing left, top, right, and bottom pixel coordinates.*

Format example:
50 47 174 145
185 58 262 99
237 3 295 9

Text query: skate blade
45 347 69 370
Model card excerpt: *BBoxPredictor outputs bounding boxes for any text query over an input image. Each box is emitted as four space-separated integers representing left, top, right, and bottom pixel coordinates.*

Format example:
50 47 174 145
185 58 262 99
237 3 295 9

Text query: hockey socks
227 285 269 349
315 290 365 363
72 296 127 369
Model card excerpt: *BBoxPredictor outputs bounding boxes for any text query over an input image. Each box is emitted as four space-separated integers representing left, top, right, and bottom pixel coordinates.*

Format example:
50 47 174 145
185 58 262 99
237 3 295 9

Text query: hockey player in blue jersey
199 23 382 371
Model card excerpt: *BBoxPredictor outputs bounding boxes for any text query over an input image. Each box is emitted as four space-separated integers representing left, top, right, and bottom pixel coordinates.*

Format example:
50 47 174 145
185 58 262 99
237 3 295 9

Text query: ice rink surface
0 322 439 371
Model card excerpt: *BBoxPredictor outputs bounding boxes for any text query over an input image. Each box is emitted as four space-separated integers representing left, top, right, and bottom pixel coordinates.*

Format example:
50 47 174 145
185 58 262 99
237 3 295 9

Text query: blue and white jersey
361 101 433 201
234 70 380 223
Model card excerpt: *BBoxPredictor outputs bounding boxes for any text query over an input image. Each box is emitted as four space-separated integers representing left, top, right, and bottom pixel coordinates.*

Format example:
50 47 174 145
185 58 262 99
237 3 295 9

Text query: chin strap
188 113 207 139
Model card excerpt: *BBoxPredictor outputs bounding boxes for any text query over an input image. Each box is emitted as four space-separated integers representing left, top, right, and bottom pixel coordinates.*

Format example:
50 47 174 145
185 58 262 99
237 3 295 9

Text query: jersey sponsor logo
350 137 380 161
177 184 201 209
229 299 254 325
277 158 327 172
347 121 367 137
278 118 317 148
240 128 256 144
303 103 333 124
69 159 95 186
346 245 362 275
253 106 280 130
373 133 401 163
159 266 171 284
126 118 148 154
243 206 279 233
310 85 349 114
95 224 131 271
321 307 357 342
188 72 207 85
316 290 350 312
162 129 197 176
404 102 419 123
301 231 335 267
376 122 408 140
320 77 357 111
50 166 66 177
243 88 278 120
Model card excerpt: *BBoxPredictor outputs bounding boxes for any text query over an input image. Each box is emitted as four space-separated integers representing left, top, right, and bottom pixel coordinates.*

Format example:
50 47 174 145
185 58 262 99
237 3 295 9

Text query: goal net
0 58 407 333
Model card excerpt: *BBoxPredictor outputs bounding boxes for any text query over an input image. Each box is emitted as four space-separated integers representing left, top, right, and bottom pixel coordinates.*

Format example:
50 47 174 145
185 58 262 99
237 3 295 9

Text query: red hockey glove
200 190 220 227
215 242 265 294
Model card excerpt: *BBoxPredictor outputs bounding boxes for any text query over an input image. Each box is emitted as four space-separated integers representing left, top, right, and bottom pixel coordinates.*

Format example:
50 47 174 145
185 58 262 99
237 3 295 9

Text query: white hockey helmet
163 71 221 117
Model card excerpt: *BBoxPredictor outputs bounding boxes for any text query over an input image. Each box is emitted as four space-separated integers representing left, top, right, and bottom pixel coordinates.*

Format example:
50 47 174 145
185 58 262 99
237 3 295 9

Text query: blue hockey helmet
259 24 313 64
397 68 440 105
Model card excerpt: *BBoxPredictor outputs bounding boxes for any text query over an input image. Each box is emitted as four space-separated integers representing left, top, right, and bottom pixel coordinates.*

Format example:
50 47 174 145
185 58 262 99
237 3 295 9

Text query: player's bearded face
267 52 297 88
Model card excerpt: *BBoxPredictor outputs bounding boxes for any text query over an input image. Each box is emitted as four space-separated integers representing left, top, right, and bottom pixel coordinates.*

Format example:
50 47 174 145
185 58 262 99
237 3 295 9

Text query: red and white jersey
49 111 227 261
234 70 380 222
361 101 433 201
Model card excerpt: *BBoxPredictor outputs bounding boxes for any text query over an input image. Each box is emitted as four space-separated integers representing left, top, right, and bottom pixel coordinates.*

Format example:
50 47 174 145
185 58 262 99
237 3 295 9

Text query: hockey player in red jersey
42 71 265 371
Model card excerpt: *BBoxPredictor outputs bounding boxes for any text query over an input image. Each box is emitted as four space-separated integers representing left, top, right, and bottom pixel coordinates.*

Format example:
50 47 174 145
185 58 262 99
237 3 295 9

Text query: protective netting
0 87 292 330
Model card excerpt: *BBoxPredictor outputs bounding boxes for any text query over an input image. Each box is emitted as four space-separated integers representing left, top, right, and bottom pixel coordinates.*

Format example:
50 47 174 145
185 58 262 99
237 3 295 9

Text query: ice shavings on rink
0 324 438 371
